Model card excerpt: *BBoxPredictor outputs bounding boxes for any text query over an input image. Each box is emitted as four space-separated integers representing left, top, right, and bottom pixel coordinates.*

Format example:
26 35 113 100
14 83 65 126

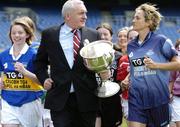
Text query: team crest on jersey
146 50 154 56
3 63 8 69
129 52 133 58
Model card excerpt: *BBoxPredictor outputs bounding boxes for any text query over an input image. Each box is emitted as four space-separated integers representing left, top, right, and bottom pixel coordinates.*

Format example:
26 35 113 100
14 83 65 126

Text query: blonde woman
127 3 179 127
0 17 44 127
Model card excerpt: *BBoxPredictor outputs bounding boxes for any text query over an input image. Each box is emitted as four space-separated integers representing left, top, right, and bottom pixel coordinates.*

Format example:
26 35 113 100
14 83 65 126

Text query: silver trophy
80 40 120 98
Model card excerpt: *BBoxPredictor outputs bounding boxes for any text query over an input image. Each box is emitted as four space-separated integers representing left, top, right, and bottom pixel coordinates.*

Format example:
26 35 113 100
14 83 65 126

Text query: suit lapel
80 27 88 47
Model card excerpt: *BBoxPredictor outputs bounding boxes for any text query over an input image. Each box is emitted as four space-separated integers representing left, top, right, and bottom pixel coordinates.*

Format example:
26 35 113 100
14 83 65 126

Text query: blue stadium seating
0 12 11 50
0 6 179 51
33 8 62 30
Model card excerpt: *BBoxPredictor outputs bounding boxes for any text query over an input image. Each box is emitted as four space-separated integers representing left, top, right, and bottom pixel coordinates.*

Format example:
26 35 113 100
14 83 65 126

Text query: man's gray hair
61 0 84 18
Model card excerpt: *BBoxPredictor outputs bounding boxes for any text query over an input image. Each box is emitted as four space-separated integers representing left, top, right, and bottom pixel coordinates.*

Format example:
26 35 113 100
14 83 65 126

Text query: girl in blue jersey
127 3 180 127
0 17 44 127
13 16 53 127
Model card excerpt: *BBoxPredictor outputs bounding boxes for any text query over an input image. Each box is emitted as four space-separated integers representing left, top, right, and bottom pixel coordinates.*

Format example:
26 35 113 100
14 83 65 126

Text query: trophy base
95 80 120 98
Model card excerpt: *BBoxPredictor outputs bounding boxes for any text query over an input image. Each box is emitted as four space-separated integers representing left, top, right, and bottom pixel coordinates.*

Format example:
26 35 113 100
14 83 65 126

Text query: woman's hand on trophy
120 74 130 91
120 79 129 92
99 70 111 81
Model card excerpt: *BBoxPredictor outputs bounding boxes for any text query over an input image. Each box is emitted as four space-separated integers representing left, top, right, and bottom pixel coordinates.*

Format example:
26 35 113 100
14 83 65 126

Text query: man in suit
34 0 105 127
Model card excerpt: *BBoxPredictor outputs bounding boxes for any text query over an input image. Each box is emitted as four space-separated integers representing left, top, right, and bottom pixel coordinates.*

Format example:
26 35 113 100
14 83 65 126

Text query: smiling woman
127 3 179 127
0 16 44 127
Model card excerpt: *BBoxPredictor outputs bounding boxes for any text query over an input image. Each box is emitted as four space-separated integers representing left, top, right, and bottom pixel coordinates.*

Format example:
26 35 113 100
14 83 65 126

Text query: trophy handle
110 49 115 57
83 39 90 46
83 58 88 69
103 49 115 66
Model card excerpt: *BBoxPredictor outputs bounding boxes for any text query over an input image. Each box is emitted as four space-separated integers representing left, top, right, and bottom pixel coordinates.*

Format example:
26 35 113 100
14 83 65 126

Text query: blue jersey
0 46 43 107
127 32 177 109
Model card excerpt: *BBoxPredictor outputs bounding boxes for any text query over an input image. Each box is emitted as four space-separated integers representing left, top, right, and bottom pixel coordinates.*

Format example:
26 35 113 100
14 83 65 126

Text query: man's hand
44 78 54 90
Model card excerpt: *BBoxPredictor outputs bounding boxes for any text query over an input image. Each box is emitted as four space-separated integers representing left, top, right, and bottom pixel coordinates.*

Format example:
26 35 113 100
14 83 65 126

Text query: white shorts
42 104 53 127
170 96 180 122
1 98 43 127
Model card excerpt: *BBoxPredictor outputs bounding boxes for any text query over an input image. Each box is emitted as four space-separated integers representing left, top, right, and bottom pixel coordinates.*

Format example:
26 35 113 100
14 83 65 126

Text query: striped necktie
72 29 80 61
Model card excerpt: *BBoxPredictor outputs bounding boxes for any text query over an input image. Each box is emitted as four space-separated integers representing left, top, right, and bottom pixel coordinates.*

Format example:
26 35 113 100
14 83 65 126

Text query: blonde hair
9 17 35 45
136 3 163 31
14 16 36 33
117 26 129 36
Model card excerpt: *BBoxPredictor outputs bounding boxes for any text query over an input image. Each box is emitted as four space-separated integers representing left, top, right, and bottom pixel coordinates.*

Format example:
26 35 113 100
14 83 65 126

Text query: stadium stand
33 8 62 30
0 6 179 52
0 11 11 51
